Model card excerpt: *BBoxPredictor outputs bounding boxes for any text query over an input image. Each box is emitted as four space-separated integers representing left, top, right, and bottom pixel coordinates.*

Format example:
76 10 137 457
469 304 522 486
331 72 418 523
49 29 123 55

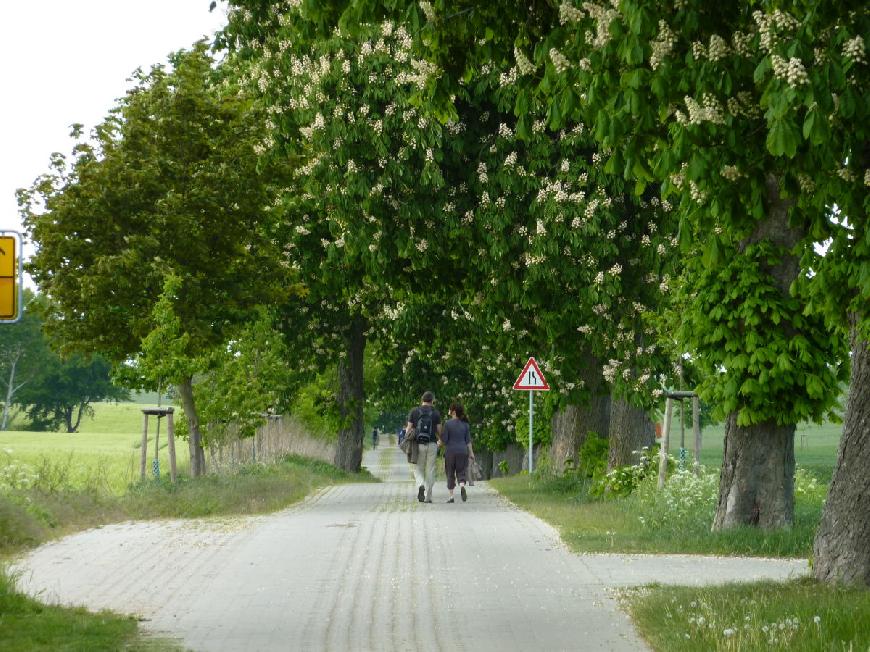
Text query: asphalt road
13 444 807 651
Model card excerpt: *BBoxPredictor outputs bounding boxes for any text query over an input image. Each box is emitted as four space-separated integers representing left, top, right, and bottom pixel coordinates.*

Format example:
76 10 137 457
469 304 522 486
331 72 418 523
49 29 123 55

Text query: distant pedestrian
372 427 379 449
406 391 442 503
442 402 474 503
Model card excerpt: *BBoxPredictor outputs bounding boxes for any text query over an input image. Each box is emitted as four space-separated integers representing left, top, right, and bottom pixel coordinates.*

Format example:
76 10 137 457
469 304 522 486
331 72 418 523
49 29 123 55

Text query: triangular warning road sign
513 357 550 391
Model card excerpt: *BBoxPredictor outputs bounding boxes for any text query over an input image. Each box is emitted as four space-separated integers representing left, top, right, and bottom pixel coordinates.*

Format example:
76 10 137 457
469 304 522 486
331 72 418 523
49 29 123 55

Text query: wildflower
723 628 735 637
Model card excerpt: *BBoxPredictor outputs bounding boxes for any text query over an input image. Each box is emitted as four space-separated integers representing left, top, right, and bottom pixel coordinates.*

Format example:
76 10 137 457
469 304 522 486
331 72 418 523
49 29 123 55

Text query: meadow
0 402 189 495
676 417 842 481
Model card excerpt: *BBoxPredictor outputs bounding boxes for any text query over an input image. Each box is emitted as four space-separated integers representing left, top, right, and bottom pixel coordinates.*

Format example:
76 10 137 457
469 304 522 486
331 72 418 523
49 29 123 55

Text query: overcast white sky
0 1 229 257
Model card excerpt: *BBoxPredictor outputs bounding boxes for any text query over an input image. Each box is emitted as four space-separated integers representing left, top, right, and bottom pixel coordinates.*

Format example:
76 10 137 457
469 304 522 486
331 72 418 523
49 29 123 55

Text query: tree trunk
334 317 366 472
71 402 86 433
711 174 803 529
813 322 870 586
492 443 525 476
607 397 655 469
474 448 493 480
178 376 206 477
712 415 795 530
549 396 611 473
1 350 21 431
549 356 611 473
64 405 74 433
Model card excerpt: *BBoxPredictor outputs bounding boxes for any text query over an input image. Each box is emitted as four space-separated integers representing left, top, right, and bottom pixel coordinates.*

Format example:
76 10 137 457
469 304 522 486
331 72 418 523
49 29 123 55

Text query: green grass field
670 419 841 481
0 402 190 494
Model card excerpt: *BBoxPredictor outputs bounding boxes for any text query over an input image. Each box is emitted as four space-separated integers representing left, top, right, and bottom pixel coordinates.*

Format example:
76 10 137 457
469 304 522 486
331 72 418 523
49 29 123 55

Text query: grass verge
1 454 374 557
621 578 870 652
0 567 182 651
490 469 822 557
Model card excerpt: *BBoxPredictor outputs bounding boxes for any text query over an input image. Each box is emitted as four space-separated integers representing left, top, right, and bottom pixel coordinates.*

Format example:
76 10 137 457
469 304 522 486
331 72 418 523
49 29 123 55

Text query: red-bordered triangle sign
513 357 550 391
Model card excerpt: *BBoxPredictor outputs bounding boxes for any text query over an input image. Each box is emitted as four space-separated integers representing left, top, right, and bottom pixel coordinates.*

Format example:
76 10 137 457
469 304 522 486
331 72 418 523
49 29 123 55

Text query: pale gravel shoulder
11 445 807 652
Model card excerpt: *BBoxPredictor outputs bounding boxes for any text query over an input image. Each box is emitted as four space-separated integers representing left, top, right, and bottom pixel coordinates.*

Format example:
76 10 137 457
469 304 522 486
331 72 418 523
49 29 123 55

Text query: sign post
513 357 550 473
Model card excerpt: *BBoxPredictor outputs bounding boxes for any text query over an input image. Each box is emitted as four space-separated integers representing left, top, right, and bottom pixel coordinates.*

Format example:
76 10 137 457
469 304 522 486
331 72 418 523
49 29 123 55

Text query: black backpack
417 408 434 443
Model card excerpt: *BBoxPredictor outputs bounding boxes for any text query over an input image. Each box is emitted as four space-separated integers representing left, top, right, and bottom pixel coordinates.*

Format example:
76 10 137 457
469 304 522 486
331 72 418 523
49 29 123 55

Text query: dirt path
12 445 807 651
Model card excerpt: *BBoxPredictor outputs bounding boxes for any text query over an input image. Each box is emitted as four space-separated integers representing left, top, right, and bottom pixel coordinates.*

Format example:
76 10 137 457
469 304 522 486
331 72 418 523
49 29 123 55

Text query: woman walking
442 402 475 503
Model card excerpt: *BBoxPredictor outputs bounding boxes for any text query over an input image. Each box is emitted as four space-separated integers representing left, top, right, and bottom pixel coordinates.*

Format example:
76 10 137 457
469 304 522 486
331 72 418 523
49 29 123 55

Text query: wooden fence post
657 398 673 489
692 396 702 476
140 413 149 481
166 409 177 484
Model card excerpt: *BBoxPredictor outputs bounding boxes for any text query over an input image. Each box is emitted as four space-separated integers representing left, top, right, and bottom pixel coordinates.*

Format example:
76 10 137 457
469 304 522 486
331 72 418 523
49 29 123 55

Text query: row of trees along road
18 3 867 587
19 43 296 474
221 1 867 585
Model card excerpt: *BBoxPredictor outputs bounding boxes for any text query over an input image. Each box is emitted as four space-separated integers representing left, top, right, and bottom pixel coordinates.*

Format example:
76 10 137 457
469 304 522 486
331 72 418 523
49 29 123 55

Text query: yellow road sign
0 234 20 321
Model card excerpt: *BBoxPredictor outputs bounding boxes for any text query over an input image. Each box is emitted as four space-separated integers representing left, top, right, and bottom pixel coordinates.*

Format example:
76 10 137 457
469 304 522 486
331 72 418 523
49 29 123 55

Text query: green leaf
766 119 799 158
754 56 771 84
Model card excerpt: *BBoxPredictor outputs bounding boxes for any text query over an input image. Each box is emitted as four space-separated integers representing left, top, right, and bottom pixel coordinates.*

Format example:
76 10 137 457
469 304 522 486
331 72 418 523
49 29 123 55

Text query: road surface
13 444 807 651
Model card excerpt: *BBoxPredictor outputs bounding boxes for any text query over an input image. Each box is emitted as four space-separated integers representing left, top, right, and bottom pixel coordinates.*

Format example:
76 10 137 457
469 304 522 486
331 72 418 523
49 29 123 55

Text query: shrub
591 445 660 497
577 434 608 479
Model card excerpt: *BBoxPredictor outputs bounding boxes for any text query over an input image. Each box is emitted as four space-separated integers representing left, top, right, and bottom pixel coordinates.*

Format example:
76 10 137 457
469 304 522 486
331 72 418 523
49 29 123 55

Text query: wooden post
679 399 685 449
140 412 149 481
658 398 673 489
692 396 702 476
166 409 177 484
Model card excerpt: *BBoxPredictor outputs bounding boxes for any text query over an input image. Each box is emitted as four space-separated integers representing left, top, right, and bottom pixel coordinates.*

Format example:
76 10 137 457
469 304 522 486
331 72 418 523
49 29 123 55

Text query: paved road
13 445 807 651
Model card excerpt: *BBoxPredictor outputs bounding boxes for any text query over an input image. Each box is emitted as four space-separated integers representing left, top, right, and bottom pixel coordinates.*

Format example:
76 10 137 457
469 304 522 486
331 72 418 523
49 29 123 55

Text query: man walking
406 391 442 503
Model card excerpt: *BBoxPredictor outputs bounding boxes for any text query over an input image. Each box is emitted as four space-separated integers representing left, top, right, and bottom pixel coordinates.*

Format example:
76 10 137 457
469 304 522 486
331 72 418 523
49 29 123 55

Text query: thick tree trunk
607 397 655 469
550 356 611 473
712 415 795 530
492 443 525 476
474 448 493 480
334 317 366 472
178 376 206 477
813 323 870 586
550 396 611 473
710 174 803 529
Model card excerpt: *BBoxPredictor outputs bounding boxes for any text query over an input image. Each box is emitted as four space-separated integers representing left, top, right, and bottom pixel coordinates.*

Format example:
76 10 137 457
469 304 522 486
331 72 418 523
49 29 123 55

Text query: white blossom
549 48 570 74
843 35 866 64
